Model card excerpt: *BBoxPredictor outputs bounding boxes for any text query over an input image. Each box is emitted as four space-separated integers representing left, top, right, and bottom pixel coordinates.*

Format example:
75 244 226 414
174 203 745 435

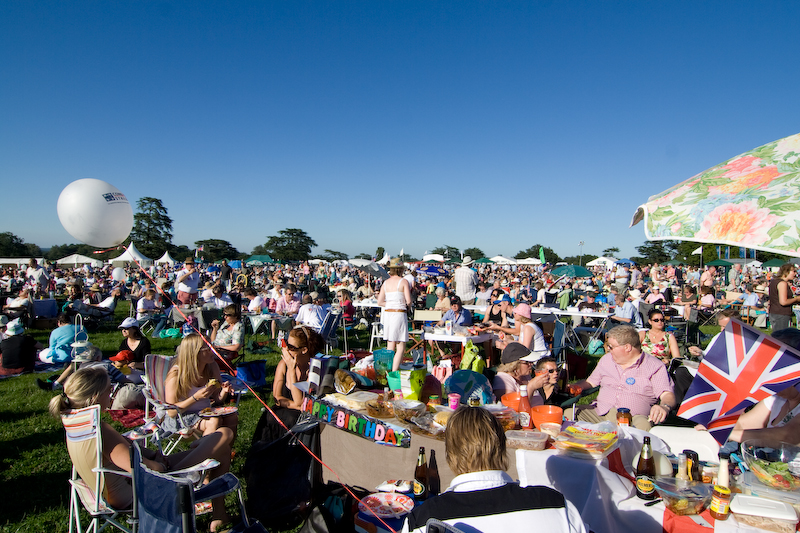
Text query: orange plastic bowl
501 392 521 411
530 405 563 429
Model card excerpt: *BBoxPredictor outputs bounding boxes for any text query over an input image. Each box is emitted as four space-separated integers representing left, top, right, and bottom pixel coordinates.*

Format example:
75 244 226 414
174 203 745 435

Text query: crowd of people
4 254 800 532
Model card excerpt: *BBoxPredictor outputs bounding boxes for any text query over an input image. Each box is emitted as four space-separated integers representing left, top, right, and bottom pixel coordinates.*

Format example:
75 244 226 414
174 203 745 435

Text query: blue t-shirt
47 324 88 363
442 308 473 326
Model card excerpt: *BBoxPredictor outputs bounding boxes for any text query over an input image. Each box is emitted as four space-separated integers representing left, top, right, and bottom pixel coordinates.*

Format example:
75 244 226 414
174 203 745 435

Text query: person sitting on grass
0 320 42 376
50 366 234 532
401 406 586 533
37 313 88 364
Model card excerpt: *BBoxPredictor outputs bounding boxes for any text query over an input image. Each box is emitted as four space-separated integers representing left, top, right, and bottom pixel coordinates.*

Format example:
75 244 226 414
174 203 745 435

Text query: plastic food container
484 404 518 432
741 439 800 491
506 430 548 451
731 493 799 533
365 399 395 419
393 399 426 424
652 477 712 515
739 471 800 514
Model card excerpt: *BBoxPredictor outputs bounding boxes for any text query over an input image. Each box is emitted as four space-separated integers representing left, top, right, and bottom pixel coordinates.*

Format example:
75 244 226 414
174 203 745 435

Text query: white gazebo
56 253 103 268
516 257 542 265
111 242 152 266
490 255 517 264
155 250 178 266
586 256 616 268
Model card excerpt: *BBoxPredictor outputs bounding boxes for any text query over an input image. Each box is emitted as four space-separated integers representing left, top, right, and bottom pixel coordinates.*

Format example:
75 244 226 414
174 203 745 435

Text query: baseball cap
110 349 135 363
501 342 540 364
118 317 138 329
514 303 532 319
492 294 512 304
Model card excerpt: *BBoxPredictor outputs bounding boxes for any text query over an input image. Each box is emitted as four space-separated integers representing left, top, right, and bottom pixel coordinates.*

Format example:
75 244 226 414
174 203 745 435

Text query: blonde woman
164 334 237 440
51 366 234 531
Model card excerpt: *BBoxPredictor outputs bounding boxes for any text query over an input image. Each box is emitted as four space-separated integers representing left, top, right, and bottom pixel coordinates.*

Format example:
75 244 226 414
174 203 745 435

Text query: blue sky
3 1 800 260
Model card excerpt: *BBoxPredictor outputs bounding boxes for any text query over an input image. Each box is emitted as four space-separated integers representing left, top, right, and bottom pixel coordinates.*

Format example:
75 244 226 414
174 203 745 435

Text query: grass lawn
0 305 727 532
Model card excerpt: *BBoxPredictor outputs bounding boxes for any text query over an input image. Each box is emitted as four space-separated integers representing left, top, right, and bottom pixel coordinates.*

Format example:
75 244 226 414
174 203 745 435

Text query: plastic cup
448 393 461 409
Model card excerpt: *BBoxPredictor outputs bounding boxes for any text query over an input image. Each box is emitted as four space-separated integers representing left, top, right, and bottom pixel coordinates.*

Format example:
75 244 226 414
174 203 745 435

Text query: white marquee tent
56 253 103 268
155 250 178 265
111 243 152 266
490 255 517 264
516 257 542 265
586 256 616 268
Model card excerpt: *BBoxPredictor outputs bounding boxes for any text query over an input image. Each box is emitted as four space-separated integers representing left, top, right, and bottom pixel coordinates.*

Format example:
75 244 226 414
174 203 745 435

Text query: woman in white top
377 258 412 371
488 303 549 355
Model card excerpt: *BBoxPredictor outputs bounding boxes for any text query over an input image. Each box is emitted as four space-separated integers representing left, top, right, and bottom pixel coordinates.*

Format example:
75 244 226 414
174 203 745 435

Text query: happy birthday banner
302 395 412 448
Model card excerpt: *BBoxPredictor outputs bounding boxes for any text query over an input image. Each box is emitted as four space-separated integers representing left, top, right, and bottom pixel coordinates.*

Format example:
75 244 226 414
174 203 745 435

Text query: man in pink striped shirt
568 325 675 430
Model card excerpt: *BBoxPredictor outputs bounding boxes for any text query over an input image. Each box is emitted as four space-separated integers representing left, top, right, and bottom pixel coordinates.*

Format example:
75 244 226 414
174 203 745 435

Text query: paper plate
198 406 238 418
358 492 414 518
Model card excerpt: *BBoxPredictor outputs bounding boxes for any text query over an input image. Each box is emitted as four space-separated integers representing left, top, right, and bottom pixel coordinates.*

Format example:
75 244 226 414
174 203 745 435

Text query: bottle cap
713 485 731 495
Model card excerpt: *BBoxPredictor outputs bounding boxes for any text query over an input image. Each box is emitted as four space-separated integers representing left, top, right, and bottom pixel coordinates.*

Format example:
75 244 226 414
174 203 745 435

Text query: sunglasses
538 368 558 374
650 318 664 323
287 343 302 351
224 313 236 317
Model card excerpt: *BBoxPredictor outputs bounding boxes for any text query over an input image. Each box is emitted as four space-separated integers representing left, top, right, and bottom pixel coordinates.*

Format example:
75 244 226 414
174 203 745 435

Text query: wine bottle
414 447 429 500
428 450 441 497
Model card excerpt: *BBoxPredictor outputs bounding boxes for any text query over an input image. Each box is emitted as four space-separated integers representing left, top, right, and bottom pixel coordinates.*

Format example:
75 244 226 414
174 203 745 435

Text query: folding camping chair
132 442 253 533
317 310 342 354
62 405 134 533
142 354 197 454
408 309 443 363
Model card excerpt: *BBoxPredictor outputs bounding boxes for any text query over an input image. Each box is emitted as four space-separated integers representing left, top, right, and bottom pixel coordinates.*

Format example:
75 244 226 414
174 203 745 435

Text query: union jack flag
677 320 800 444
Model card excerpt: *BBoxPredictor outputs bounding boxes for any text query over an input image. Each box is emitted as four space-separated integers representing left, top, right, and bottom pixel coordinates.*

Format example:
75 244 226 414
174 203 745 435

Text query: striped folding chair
142 354 196 454
62 405 133 533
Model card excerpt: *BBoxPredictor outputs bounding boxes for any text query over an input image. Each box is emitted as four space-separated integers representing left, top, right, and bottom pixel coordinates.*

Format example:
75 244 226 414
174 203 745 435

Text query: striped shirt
587 351 673 417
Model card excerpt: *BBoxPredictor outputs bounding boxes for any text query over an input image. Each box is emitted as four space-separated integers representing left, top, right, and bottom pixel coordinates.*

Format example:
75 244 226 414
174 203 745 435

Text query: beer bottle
518 384 533 430
414 447 429 500
428 450 441 497
635 437 656 500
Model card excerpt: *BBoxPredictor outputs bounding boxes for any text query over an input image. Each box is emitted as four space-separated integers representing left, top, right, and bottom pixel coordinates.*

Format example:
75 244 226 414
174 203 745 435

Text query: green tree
431 245 460 260
633 240 680 264
0 232 31 256
170 244 193 262
130 197 173 259
563 254 598 265
262 228 317 262
602 247 620 257
463 247 485 259
354 252 372 260
319 249 348 261
194 239 239 263
515 244 560 264
375 247 386 261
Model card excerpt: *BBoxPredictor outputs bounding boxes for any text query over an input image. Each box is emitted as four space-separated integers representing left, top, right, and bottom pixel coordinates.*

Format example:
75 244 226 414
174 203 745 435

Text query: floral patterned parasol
631 132 800 257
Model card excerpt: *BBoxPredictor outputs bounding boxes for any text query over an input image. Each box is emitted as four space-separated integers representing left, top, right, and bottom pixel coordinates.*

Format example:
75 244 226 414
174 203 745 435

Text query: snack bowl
365 399 395 419
500 392 520 411
393 399 426 424
531 405 563 429
653 477 712 515
741 439 800 491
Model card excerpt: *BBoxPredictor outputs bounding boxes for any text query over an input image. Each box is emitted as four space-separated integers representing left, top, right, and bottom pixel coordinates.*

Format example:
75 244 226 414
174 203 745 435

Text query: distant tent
516 257 542 265
473 257 495 264
422 254 445 263
56 253 103 268
155 251 178 265
245 255 275 266
111 243 152 266
586 256 616 268
490 256 517 264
